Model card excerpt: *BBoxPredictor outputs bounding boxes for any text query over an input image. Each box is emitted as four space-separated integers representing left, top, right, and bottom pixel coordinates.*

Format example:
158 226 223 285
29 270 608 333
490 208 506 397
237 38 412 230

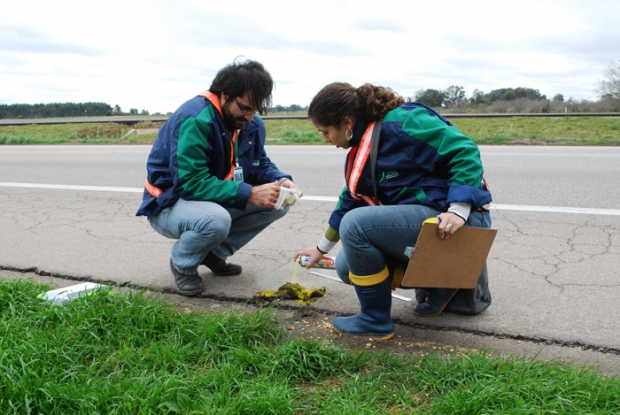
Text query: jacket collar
198 90 259 135
199 90 223 117
350 118 370 147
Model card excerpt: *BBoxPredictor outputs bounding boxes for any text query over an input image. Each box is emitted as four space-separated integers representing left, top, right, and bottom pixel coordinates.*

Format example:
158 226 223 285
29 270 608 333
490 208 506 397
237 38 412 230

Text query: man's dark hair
209 57 274 115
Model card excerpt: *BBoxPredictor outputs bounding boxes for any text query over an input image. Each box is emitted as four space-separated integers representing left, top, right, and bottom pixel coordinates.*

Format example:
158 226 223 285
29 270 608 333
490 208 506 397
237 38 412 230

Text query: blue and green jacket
136 94 291 217
325 102 492 242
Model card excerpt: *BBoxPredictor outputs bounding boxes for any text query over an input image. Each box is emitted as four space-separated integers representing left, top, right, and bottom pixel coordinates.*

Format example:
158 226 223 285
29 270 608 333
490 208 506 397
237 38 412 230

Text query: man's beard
222 101 245 131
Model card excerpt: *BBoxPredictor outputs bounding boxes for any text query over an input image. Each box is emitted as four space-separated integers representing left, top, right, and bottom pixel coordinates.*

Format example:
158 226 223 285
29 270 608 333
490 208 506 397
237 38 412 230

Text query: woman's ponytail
309 82 408 126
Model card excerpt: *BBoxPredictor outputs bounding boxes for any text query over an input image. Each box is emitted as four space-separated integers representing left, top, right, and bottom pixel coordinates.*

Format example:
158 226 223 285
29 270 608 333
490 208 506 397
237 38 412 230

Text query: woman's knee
339 208 368 244
335 250 351 284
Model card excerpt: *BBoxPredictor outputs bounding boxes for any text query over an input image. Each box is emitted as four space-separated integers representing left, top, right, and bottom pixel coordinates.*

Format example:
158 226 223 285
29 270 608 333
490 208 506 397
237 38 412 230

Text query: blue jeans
148 199 289 274
335 205 492 282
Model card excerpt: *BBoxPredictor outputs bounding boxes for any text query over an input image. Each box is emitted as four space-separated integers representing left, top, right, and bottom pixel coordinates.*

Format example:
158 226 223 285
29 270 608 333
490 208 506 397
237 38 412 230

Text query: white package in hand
275 187 300 210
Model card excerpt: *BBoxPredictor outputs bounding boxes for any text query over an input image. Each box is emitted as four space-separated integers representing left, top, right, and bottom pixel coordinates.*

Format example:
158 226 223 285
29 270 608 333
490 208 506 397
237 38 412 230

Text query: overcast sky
2 0 619 114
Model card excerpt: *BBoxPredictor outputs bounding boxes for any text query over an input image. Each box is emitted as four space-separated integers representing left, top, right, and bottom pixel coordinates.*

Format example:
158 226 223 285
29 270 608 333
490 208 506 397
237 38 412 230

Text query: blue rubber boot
413 288 458 317
333 273 395 340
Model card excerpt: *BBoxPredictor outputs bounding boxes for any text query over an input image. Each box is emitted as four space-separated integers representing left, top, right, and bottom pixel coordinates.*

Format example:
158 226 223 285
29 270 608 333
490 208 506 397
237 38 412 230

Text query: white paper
275 187 300 210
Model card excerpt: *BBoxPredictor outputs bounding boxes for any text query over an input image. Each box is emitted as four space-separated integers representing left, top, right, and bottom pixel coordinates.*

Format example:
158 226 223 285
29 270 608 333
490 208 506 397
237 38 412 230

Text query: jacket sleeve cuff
448 202 471 223
317 236 337 255
232 182 252 210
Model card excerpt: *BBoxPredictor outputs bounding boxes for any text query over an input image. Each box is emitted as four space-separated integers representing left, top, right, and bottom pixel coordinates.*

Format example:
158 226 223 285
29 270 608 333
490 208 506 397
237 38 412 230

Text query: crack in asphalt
492 211 619 290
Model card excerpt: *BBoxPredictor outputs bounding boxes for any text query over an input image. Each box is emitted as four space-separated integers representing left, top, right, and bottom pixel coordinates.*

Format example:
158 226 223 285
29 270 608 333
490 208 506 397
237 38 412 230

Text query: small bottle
298 255 336 269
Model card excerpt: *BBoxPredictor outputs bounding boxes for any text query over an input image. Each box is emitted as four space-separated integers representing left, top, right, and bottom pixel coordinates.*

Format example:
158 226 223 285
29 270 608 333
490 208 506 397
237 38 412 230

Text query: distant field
451 116 620 145
1 116 618 145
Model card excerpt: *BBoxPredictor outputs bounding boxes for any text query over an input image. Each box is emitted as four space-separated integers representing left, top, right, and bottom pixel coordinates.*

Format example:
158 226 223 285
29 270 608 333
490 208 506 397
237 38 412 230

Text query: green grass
450 116 620 145
264 116 620 145
2 116 619 145
2 278 619 414
0 122 158 145
261 119 324 145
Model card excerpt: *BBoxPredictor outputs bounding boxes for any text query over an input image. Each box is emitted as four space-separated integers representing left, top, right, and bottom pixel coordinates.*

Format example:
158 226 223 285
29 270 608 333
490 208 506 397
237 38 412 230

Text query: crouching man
137 58 302 296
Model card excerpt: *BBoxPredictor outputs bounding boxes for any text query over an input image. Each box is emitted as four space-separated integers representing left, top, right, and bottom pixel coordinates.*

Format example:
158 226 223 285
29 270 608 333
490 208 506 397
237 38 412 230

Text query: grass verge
2 278 619 414
451 116 620 145
0 121 161 145
0 117 618 145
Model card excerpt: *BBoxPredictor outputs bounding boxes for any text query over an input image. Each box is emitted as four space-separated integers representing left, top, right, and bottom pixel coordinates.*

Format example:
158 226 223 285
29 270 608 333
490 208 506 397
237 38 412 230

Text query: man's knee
269 205 290 221
251 205 290 226
191 208 231 241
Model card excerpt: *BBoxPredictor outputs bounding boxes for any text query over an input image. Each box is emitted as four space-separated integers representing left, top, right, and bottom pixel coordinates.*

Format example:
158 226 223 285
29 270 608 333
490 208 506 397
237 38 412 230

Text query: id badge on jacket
233 166 244 183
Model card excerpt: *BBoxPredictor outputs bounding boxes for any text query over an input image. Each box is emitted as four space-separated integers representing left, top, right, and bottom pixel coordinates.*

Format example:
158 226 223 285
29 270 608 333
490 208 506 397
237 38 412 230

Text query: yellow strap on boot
349 266 390 287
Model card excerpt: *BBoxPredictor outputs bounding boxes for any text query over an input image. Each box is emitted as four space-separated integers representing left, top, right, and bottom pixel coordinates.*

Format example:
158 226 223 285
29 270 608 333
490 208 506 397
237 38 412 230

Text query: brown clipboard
401 223 497 289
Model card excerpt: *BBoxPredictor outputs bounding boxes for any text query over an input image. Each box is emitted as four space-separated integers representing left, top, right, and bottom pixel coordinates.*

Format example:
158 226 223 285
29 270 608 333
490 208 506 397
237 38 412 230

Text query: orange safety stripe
346 122 378 206
223 129 237 181
344 145 358 186
199 90 223 116
348 122 374 196
144 179 163 198
198 90 237 181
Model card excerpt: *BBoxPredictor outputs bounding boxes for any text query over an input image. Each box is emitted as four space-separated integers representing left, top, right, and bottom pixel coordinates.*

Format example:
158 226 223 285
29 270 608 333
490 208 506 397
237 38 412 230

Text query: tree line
413 85 620 113
413 60 620 113
415 86 549 108
0 101 308 119
0 103 153 119
0 102 114 119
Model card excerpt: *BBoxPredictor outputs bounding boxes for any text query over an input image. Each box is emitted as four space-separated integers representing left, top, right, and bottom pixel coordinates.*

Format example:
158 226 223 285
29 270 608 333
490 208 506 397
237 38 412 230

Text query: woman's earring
345 129 353 141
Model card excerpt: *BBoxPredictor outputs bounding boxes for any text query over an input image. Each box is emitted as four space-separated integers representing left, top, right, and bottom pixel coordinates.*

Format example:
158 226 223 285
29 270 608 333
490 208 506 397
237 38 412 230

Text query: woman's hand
294 247 324 269
437 212 466 240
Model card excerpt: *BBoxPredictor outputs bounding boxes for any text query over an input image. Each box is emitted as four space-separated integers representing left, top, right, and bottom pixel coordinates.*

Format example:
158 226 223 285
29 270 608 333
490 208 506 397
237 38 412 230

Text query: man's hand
248 181 281 208
279 178 303 198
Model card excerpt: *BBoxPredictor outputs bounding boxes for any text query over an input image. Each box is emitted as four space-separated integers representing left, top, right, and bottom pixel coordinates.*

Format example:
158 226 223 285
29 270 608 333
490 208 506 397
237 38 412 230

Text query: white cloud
1 0 618 113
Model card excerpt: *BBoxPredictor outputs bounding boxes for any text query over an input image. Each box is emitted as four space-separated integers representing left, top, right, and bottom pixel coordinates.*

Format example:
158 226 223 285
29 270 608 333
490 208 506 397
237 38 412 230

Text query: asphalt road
1 145 620 209
2 145 620 373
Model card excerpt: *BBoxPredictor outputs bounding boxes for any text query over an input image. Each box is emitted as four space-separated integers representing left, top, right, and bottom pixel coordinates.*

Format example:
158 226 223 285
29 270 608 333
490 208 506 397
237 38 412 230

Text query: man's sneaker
170 259 204 296
202 252 242 276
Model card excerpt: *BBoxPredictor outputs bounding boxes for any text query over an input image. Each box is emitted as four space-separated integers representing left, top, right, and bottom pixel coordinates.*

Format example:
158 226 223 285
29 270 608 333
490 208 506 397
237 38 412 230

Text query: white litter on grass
38 282 108 306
